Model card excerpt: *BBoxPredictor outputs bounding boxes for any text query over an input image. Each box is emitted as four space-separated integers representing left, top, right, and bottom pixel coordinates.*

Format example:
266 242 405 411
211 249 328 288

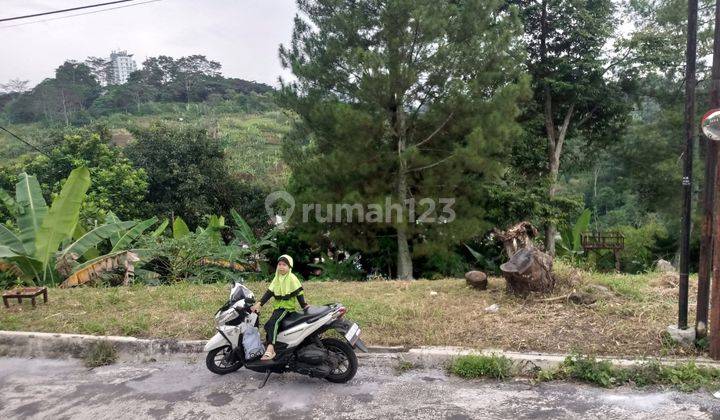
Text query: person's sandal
261 347 275 361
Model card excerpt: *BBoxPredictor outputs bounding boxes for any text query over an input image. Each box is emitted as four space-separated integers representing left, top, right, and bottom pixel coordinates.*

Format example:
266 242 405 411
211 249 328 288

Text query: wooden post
699 0 720 340
614 249 621 272
679 0 699 330
710 143 720 358
708 0 720 358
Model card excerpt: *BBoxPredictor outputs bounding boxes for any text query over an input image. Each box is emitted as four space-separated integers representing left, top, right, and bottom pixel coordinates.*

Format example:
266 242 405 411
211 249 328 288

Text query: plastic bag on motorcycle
242 325 265 361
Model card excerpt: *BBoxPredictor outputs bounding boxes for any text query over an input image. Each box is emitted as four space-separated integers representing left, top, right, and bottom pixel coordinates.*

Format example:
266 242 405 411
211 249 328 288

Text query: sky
0 0 298 87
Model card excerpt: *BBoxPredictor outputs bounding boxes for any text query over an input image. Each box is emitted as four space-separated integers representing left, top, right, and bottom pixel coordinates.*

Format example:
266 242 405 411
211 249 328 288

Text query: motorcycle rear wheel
322 337 358 383
206 346 242 375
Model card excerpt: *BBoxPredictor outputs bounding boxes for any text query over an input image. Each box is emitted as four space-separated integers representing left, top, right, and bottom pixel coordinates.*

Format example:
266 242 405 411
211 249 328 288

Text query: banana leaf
572 209 592 252
15 173 48 255
58 220 137 261
3 255 42 282
150 219 169 238
173 217 190 239
230 209 256 244
105 211 123 247
111 217 158 252
0 224 26 254
34 167 91 283
0 245 20 258
0 188 16 216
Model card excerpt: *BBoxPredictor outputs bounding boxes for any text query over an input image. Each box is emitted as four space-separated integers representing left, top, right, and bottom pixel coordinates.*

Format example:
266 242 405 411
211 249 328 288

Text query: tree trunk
496 221 555 296
501 247 555 296
544 151 559 255
60 88 69 127
396 119 414 280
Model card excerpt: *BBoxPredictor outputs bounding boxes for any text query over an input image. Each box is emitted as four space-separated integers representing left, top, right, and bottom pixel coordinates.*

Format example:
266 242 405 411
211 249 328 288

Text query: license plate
345 323 360 344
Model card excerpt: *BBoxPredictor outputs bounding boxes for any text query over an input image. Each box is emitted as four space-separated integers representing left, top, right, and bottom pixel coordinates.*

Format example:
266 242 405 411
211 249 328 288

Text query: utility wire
0 0 139 22
0 125 49 157
0 0 163 29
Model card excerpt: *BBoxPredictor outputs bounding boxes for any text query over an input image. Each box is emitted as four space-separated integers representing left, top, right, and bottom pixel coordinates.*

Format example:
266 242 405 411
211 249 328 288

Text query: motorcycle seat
280 306 333 330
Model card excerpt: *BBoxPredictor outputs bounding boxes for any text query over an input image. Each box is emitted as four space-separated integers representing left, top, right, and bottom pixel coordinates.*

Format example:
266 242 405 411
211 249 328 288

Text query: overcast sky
0 0 298 87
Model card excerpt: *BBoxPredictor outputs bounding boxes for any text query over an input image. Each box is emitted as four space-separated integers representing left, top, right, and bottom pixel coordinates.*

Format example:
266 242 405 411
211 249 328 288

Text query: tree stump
499 245 555 296
465 271 488 290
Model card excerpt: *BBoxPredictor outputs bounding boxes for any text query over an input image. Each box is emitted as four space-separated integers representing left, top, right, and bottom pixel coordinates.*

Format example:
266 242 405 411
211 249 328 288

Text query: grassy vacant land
0 264 699 357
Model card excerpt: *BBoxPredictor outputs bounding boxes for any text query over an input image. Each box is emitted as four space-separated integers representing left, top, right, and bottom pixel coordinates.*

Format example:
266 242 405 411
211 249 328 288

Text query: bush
449 354 513 380
138 232 249 284
416 251 469 279
309 255 365 281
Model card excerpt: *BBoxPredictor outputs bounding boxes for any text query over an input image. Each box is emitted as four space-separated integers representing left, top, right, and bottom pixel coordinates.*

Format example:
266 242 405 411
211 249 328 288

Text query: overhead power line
0 125 49 157
0 0 140 23
0 0 163 29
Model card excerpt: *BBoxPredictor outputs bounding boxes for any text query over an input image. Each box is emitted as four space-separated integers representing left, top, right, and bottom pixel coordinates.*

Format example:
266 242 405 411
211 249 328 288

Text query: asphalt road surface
1 356 719 419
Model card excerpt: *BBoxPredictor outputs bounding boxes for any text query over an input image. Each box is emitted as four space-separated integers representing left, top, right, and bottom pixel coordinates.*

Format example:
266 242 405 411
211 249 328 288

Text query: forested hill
0 55 273 124
0 54 292 198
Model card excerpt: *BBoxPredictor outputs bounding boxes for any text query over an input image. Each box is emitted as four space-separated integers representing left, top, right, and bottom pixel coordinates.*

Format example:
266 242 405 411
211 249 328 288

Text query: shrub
416 251 469 279
449 354 513 380
138 232 249 284
308 255 365 281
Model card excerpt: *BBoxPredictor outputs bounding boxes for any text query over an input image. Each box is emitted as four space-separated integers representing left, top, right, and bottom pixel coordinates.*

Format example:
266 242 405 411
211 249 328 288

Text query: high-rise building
109 50 137 85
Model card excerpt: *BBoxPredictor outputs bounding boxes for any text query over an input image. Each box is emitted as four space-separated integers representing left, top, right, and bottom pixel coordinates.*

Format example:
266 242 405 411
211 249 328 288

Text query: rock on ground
465 271 488 290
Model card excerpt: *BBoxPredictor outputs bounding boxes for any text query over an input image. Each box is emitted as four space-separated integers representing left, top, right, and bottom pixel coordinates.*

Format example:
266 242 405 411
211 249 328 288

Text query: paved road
0 356 719 419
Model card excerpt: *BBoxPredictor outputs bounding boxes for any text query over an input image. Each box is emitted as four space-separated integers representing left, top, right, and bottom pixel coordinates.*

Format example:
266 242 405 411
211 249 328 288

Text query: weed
106 289 122 305
554 354 621 388
449 354 513 380
83 341 118 368
536 355 720 392
395 360 416 374
80 321 107 335
659 362 720 392
120 316 149 336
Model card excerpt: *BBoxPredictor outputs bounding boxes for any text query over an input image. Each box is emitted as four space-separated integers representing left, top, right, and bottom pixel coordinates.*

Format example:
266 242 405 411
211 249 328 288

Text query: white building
109 50 137 85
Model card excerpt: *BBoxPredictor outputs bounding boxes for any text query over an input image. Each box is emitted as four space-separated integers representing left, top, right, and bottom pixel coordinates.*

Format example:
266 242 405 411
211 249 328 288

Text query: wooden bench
581 231 625 271
2 287 48 308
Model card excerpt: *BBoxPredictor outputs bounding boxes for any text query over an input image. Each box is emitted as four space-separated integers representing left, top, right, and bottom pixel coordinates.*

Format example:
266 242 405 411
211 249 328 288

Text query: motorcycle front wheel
322 337 358 383
206 346 242 374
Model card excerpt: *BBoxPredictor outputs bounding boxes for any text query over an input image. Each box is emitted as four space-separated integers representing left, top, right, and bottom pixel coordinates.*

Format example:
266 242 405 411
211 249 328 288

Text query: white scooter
204 281 368 387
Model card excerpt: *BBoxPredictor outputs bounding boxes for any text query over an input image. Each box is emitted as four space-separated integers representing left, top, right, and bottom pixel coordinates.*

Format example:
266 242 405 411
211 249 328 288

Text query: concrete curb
2 330 719 371
399 346 720 370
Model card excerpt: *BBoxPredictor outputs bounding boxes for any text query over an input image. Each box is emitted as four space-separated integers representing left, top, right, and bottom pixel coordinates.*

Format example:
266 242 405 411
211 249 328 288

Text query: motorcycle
204 281 368 387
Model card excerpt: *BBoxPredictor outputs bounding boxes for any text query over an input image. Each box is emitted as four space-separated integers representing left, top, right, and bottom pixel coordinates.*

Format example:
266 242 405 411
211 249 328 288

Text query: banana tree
0 168 136 286
557 209 592 258
229 209 276 270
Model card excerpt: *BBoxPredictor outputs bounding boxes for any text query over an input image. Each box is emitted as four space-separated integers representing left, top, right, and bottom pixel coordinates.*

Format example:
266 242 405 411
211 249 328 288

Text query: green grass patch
594 274 650 302
537 354 720 392
0 272 698 356
449 354 513 379
83 341 118 368
395 360 417 374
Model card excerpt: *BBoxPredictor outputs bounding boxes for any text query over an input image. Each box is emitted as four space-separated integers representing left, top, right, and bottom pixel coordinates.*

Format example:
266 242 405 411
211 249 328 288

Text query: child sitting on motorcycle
251 254 309 360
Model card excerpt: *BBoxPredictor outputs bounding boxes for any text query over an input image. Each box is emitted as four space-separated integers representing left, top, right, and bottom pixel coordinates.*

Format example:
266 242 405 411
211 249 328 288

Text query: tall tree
0 79 29 94
85 57 112 86
515 0 631 255
280 0 527 279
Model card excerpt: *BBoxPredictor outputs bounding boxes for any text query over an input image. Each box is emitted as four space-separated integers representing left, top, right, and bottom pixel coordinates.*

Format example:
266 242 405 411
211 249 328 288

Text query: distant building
109 50 137 85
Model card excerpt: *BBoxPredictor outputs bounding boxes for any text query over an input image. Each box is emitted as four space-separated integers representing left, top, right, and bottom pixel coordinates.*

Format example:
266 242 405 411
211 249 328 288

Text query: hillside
0 97 294 190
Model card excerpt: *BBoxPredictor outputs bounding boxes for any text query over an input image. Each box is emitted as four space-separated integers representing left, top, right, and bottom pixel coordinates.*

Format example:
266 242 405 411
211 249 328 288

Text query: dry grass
0 263 700 357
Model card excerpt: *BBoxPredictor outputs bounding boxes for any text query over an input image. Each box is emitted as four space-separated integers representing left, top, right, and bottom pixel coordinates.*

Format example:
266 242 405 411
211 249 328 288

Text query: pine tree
279 0 528 279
